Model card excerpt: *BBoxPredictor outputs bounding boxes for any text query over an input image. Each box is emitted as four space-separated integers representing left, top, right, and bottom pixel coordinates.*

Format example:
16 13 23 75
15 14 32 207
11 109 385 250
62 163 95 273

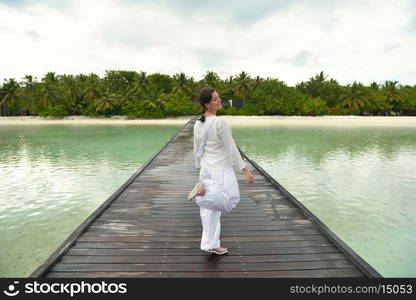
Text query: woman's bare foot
208 247 228 254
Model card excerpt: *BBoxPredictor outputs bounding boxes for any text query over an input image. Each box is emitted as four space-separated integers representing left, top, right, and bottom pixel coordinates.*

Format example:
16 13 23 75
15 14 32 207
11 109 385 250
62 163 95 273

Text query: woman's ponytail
198 108 206 122
198 87 215 123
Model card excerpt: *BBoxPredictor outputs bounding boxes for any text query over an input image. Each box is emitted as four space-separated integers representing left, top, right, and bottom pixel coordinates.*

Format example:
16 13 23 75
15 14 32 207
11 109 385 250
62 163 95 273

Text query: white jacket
193 116 246 171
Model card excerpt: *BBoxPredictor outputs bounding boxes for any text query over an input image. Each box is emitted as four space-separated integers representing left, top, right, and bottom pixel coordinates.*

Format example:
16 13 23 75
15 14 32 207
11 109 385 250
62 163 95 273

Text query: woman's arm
193 125 201 169
218 119 254 184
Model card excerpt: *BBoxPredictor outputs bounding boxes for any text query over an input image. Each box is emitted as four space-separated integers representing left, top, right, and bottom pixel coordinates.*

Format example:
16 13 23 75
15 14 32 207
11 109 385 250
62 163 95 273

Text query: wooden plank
88 223 316 231
66 246 341 256
51 259 354 272
60 253 347 264
93 219 313 226
46 268 364 278
77 234 326 243
72 240 334 249
96 215 308 222
79 230 322 241
84 228 321 236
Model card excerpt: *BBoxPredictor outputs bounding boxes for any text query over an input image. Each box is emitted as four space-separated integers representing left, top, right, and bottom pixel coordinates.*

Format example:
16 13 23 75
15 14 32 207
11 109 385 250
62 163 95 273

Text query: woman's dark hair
198 87 215 122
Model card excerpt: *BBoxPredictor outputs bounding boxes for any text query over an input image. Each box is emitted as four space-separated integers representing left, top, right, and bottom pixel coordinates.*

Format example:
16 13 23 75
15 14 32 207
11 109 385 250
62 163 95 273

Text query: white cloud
0 0 415 85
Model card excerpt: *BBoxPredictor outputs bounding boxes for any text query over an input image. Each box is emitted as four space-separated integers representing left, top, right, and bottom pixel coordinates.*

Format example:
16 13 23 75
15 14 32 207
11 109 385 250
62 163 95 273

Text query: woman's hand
242 167 254 184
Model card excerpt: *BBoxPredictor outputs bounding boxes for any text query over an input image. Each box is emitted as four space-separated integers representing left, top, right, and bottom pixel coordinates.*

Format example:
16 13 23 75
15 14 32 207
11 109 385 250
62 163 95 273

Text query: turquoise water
233 125 416 277
0 124 182 277
1 120 415 277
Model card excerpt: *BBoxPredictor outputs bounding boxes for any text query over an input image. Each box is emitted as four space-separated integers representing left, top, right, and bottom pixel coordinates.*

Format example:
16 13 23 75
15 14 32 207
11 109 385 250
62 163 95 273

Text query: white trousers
195 167 240 251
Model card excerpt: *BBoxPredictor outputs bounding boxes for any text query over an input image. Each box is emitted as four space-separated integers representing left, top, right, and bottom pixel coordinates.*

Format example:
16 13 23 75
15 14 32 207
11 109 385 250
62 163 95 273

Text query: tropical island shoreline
0 115 415 127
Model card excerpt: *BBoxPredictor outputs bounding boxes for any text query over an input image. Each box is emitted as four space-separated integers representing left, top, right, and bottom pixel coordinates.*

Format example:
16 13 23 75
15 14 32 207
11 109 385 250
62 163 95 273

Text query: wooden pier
31 117 381 278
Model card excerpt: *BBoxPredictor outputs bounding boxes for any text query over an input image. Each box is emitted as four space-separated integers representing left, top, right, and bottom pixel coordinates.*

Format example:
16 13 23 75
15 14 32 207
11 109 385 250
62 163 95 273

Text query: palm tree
252 76 263 90
43 72 58 83
61 75 81 115
339 82 367 114
40 72 60 108
84 74 103 105
94 92 121 114
21 75 38 115
187 76 198 102
121 88 138 107
142 100 157 110
172 72 192 96
316 71 326 82
155 98 166 111
22 75 36 89
202 71 220 89
370 81 379 92
0 78 20 116
233 71 252 103
225 75 234 85
382 81 403 114
220 75 235 101
130 71 150 100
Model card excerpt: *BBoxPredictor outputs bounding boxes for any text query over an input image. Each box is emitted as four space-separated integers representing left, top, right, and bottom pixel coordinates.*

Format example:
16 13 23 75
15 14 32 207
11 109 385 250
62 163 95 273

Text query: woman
188 87 254 255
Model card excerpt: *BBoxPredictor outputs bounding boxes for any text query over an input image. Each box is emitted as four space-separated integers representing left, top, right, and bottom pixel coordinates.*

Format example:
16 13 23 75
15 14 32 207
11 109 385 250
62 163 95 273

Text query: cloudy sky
1 0 415 85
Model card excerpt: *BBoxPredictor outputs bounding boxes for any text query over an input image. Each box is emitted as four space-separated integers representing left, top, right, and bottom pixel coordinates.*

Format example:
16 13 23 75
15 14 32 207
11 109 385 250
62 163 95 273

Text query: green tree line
1 71 415 117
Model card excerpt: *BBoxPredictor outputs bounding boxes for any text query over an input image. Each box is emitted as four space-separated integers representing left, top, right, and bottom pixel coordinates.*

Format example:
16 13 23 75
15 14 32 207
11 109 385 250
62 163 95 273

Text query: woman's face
205 91 222 112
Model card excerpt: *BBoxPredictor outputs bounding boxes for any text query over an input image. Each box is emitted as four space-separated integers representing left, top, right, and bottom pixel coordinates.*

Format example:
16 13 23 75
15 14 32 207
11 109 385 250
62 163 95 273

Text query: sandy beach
0 116 190 125
0 115 415 127
223 116 416 127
